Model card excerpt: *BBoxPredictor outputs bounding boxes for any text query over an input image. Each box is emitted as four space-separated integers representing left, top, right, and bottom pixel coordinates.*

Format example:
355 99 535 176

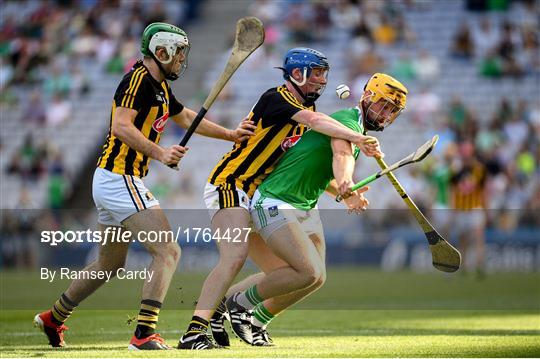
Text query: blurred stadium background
1 0 539 278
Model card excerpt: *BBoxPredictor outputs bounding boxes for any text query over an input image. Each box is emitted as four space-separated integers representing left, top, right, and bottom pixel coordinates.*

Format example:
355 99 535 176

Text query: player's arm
325 179 339 197
330 137 369 212
171 107 255 143
112 107 186 166
331 137 356 195
293 110 383 158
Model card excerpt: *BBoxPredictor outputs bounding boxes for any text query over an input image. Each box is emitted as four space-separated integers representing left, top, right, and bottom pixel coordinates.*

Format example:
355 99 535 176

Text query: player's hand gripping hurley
169 17 265 169
336 135 439 201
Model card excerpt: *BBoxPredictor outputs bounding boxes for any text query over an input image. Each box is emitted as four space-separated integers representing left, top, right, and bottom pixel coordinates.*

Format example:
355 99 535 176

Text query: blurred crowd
1 0 201 204
1 0 200 109
1 0 202 268
451 4 539 77
402 96 539 229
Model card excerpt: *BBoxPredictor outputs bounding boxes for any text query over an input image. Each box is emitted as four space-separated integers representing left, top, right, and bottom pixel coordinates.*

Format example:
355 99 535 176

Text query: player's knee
152 243 181 268
219 253 248 274
299 264 323 289
168 243 182 266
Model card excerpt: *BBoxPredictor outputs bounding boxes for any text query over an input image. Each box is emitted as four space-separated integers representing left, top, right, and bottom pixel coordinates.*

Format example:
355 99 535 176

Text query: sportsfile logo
152 112 169 133
40 227 252 246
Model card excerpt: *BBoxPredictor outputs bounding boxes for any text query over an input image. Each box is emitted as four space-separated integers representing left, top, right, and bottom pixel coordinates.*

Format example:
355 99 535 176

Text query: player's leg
99 169 174 349
455 211 471 272
34 225 130 347
64 225 130 302
257 230 326 315
471 210 486 278
248 211 326 346
195 207 250 316
249 223 324 298
207 233 279 345
227 208 325 344
121 205 180 350
227 231 326 305
179 206 250 349
226 232 287 295
123 207 180 301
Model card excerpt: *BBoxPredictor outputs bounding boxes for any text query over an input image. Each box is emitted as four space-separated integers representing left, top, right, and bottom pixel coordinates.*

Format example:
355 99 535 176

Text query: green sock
237 285 264 310
252 303 275 328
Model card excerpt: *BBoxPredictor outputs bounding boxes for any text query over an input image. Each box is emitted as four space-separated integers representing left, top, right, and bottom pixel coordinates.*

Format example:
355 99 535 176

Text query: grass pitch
1 269 539 357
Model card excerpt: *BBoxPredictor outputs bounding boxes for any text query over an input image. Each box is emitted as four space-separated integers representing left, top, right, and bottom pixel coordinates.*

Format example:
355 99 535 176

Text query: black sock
184 315 209 337
135 299 162 339
51 293 78 325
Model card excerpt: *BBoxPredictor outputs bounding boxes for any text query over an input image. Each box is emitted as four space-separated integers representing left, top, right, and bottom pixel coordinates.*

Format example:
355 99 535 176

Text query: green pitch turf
1 269 539 357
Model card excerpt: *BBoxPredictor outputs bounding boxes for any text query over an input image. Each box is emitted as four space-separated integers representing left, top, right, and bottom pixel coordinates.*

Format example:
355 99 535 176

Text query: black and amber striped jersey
451 160 487 210
97 61 184 178
208 85 314 197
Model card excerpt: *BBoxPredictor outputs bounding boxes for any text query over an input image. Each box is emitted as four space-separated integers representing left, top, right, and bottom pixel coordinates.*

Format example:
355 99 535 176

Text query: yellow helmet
363 73 408 108
361 73 408 131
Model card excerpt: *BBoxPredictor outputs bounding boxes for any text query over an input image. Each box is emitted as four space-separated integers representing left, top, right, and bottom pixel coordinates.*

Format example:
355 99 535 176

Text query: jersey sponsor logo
152 112 169 133
280 134 302 151
145 191 155 202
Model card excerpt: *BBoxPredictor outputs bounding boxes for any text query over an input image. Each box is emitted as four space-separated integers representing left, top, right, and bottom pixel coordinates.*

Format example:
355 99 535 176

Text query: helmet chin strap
289 79 307 101
151 52 179 81
289 67 308 87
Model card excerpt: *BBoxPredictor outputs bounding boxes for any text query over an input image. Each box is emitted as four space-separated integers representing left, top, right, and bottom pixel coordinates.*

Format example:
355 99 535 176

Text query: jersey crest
280 134 302 151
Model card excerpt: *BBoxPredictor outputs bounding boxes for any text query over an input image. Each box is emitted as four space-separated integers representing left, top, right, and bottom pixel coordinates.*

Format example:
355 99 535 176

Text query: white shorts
250 189 323 241
92 167 160 226
453 209 486 236
203 182 251 220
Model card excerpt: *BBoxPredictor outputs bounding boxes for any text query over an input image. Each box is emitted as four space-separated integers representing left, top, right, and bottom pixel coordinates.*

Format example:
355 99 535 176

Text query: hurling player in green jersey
223 73 408 346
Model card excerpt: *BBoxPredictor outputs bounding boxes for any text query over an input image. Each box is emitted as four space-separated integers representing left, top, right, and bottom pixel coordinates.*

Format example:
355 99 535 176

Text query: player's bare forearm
172 108 255 142
333 152 355 186
293 110 363 143
331 138 355 186
293 110 381 157
172 108 232 141
112 107 164 160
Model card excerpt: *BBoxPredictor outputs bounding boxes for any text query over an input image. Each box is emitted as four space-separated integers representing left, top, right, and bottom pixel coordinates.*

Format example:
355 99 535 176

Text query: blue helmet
281 47 329 81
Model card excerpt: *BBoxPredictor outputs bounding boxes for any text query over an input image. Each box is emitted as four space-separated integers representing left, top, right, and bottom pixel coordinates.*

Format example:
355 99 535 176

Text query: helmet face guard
362 73 408 131
141 23 190 81
290 65 329 102
363 93 404 131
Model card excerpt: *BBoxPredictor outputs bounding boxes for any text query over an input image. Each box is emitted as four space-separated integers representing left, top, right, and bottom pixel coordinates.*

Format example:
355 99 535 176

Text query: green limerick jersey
257 107 364 210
